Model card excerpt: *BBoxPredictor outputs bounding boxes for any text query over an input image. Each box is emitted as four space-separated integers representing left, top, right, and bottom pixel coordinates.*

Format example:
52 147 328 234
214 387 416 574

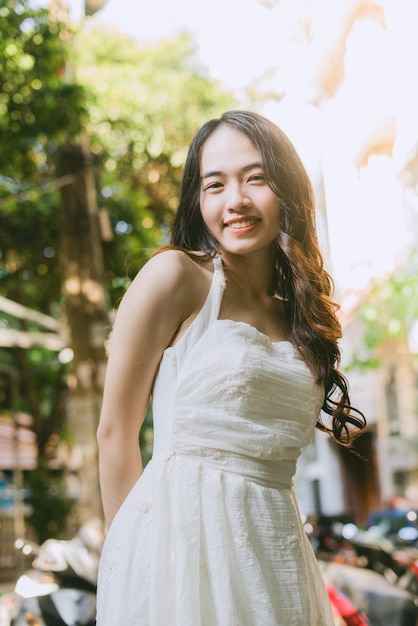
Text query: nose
225 181 252 212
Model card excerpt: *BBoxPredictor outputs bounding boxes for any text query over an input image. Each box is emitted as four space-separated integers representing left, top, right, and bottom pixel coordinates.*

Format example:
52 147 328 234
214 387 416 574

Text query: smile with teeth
226 219 258 229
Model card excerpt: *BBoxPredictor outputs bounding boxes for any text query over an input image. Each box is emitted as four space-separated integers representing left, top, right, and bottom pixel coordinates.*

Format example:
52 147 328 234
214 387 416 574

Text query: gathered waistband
171 446 294 490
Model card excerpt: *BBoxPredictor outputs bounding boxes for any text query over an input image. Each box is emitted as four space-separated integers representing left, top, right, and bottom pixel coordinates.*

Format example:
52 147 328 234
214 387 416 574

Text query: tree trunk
57 136 109 525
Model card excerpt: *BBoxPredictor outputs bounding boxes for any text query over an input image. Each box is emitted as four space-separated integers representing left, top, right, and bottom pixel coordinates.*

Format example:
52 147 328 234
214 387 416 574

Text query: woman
96 110 365 625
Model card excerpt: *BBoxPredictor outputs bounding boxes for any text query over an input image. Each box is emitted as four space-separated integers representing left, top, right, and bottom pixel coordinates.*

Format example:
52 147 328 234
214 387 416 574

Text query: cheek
200 196 220 227
267 195 281 221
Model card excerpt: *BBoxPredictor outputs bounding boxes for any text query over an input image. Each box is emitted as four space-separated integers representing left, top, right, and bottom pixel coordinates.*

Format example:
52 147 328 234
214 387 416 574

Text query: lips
225 219 259 229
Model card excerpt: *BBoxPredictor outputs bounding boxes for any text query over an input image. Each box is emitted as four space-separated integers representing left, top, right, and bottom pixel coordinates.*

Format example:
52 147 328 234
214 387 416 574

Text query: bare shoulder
132 248 212 296
118 249 214 330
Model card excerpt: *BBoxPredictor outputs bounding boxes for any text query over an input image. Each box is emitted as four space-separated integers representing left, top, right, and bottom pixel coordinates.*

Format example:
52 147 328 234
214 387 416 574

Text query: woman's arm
97 250 205 526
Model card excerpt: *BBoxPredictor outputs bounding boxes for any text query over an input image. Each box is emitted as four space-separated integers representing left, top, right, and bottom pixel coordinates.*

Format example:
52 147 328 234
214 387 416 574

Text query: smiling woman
96 110 365 626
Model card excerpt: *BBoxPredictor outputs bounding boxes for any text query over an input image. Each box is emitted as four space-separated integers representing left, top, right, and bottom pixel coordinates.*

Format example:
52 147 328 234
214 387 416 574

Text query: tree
74 26 233 301
0 1 86 179
0 0 89 538
0 0 86 310
348 248 418 370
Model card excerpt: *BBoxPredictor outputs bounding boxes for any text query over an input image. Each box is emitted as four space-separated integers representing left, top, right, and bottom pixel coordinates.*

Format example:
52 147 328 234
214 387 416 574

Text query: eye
203 181 223 192
248 173 265 183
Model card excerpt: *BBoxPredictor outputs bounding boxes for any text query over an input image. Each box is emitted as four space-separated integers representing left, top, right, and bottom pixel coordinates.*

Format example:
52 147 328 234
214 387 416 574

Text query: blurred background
1 0 417 585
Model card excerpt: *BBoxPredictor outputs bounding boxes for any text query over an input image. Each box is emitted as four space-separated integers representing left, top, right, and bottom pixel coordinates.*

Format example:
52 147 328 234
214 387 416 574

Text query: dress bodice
151 256 324 487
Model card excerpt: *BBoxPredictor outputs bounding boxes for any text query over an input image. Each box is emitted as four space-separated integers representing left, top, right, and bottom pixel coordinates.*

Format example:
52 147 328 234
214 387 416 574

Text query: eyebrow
201 161 263 180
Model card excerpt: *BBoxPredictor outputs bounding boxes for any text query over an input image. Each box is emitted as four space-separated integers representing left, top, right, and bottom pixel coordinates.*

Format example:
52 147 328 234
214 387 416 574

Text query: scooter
339 522 418 603
321 559 417 626
306 518 418 625
1 520 104 626
326 581 369 625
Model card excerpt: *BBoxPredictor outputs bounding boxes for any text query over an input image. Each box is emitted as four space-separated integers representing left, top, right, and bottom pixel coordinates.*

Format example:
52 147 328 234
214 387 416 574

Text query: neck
220 248 277 297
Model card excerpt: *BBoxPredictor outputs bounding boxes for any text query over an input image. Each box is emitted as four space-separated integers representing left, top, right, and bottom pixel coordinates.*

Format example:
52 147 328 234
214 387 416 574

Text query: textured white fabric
96 257 335 625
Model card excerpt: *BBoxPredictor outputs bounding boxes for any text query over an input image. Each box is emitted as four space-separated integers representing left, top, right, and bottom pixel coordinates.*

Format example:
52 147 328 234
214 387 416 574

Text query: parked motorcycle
346 515 418 601
0 519 104 626
305 515 418 625
321 559 417 626
348 537 418 616
326 581 369 625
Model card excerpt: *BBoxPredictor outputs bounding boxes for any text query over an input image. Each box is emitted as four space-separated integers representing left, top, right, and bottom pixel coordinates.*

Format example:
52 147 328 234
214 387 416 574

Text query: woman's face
199 125 280 258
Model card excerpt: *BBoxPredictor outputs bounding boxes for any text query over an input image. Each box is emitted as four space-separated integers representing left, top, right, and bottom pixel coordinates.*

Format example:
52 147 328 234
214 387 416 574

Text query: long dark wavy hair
170 110 365 447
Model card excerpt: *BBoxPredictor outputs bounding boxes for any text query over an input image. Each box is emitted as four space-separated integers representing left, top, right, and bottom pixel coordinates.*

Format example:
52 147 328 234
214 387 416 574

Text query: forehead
199 125 260 172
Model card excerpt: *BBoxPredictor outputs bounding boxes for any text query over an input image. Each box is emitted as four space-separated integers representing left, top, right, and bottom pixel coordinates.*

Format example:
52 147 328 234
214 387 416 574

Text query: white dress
96 256 335 626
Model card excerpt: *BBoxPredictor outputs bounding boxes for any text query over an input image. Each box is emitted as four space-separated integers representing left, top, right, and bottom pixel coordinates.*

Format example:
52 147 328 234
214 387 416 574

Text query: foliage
13 347 71 449
0 0 87 179
0 189 62 318
74 27 233 302
348 249 418 370
140 403 154 469
0 11 234 310
26 460 74 542
0 0 86 315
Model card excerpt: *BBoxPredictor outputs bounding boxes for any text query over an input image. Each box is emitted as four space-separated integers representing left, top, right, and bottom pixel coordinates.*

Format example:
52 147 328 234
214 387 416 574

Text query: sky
62 0 288 89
